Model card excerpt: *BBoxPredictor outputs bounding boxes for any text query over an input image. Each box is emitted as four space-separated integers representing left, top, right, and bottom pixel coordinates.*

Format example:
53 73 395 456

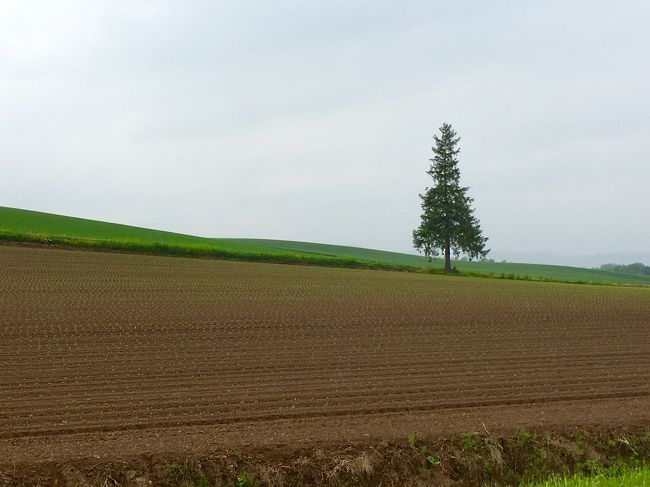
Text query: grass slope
523 465 650 486
225 238 432 267
0 207 385 269
228 238 650 286
0 206 270 253
2 206 649 286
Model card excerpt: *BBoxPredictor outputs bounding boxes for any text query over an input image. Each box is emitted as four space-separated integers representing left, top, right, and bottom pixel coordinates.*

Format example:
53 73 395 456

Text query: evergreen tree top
428 123 461 186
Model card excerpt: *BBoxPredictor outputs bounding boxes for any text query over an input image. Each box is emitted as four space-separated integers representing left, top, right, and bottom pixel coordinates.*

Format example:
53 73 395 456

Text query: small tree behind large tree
413 123 488 272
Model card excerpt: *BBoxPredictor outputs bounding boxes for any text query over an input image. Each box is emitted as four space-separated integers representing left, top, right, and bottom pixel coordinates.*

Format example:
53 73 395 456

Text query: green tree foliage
413 123 488 272
599 262 650 276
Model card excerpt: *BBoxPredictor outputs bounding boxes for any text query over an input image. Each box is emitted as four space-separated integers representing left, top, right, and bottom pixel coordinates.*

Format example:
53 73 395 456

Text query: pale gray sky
1 1 649 262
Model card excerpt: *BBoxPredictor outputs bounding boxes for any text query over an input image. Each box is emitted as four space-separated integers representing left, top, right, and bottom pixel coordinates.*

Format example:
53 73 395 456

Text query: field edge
1 233 645 289
3 205 650 287
2 427 648 487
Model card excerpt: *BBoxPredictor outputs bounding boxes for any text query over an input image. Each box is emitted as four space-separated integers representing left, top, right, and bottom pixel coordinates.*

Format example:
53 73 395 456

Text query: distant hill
489 249 650 268
2 206 649 286
599 262 650 276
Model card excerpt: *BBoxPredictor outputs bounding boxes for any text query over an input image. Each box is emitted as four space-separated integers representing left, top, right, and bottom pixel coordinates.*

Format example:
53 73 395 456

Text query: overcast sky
1 1 649 262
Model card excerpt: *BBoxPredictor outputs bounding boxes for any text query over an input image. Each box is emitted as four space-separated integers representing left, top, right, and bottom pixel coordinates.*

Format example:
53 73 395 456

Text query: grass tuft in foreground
521 465 650 486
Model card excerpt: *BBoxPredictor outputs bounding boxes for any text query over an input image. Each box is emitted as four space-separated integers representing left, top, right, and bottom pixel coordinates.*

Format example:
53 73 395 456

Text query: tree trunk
444 240 452 272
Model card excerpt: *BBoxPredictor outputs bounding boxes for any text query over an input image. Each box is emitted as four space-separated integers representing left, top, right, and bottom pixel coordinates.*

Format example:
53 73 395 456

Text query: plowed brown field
1 245 649 466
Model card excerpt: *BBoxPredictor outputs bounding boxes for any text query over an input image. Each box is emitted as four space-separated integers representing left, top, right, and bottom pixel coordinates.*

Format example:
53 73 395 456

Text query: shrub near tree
413 123 489 272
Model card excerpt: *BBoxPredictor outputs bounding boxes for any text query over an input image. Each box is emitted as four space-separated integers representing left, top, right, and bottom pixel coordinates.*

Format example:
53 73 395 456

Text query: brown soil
1 246 649 483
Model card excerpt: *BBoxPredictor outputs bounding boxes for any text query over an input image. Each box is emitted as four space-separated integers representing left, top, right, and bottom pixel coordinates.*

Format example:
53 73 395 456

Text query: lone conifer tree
413 123 488 272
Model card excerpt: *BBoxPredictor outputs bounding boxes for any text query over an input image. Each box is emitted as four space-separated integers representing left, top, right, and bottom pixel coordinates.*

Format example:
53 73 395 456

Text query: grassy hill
0 206 277 254
228 238 650 286
2 206 649 286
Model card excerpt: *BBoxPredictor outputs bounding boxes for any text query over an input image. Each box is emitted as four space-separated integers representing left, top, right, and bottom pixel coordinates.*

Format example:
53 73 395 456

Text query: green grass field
2 206 649 286
522 465 650 486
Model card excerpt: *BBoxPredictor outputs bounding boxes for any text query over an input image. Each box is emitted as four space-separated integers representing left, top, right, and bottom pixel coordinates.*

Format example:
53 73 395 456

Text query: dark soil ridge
1 427 648 487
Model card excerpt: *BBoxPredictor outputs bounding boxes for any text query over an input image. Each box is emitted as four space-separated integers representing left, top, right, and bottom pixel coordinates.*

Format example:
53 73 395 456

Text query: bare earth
1 245 649 467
